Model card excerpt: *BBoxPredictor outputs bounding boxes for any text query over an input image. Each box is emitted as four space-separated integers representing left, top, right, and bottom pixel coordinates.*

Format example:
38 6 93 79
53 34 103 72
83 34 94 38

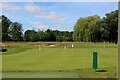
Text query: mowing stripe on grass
2 72 79 78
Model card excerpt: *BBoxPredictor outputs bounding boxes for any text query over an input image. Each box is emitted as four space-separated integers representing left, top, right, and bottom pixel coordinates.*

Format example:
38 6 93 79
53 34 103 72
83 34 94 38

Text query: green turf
1 42 118 78
2 72 79 78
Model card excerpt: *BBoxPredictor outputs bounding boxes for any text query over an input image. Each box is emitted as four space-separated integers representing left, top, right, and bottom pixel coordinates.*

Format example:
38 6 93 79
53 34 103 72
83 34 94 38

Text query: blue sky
1 2 118 32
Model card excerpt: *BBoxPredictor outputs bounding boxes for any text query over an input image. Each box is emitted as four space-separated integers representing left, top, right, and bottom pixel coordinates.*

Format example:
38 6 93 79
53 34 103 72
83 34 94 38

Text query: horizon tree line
0 9 118 44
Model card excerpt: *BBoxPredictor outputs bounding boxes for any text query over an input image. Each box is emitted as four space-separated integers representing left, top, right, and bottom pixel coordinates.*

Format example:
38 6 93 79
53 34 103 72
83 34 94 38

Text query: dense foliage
0 15 73 42
0 15 12 41
0 10 118 43
24 29 73 42
73 10 118 43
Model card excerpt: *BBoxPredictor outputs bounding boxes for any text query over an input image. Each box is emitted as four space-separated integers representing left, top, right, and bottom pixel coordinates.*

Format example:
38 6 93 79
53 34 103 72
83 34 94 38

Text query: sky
0 2 118 32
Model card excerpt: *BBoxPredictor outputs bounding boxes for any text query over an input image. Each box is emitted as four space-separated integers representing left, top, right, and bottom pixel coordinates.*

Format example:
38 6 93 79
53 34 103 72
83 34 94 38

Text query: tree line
73 10 118 44
24 29 73 42
0 9 118 43
0 15 73 42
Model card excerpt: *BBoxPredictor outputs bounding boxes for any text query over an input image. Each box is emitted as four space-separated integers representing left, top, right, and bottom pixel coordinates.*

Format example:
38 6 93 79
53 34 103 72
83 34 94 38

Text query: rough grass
1 42 118 78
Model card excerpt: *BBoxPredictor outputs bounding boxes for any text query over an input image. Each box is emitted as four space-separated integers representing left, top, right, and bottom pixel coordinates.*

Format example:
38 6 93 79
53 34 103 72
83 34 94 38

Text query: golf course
1 42 118 78
1 2 118 78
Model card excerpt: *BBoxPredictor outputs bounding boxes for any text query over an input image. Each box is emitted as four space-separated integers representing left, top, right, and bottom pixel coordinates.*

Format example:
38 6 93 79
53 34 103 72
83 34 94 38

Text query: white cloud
1 2 66 21
30 21 48 30
24 3 66 21
24 3 45 13
35 12 66 21
1 3 22 11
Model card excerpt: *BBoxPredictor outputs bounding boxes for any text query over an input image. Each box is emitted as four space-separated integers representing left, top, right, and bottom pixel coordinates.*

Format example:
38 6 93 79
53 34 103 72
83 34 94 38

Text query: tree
56 35 63 42
10 22 23 42
46 29 56 41
73 15 102 42
101 18 110 42
0 15 12 41
87 15 102 42
37 30 45 41
102 10 118 43
24 30 37 42
67 31 73 41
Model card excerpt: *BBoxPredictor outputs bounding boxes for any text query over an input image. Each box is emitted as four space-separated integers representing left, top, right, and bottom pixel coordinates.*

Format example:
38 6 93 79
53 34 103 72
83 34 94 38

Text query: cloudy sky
1 2 118 31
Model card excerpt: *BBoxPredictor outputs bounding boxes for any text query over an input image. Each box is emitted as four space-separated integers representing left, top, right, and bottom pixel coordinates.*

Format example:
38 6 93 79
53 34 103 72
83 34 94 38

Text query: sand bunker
48 45 55 47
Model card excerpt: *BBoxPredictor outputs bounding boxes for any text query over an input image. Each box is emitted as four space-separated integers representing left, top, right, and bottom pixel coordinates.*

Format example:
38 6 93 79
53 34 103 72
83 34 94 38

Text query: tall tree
73 15 101 42
87 15 102 42
10 22 23 42
0 15 12 41
102 10 118 43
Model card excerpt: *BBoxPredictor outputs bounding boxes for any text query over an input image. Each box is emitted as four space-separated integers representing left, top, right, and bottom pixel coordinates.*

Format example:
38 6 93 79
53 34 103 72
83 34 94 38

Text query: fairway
1 42 118 78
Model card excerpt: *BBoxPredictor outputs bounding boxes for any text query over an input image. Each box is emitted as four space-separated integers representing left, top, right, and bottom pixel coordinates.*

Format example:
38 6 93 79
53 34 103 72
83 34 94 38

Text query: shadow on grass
2 48 29 55
95 69 107 72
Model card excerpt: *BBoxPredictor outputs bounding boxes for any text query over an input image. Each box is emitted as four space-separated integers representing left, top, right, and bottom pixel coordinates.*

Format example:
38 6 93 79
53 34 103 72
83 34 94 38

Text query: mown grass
1 42 118 78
